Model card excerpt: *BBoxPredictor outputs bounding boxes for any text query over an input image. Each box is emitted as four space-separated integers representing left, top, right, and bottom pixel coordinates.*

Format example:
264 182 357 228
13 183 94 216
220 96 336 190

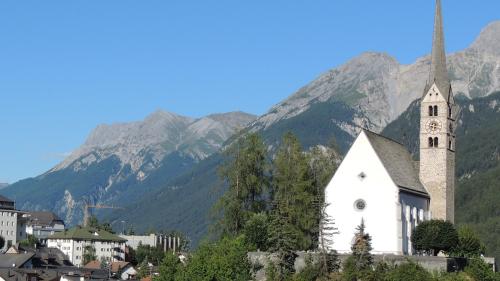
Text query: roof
26 211 64 226
47 227 127 243
425 0 451 100
0 195 13 203
84 260 101 270
363 130 429 197
110 261 131 273
0 253 35 268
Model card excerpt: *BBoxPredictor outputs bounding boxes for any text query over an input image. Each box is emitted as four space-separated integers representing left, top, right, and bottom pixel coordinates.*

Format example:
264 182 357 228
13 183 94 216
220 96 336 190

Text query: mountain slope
3 111 256 226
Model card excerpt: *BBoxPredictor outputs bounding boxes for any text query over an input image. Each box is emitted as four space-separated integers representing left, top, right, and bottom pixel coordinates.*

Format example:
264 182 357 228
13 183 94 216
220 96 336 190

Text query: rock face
250 21 500 139
3 111 256 225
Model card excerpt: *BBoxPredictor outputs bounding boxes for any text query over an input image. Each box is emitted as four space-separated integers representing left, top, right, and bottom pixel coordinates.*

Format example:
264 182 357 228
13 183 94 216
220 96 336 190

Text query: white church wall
324 131 401 255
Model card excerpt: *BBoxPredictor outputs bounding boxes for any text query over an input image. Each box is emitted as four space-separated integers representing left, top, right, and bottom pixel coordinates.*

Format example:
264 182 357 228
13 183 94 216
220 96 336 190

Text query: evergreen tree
272 132 315 250
309 144 338 249
450 225 486 258
243 212 269 251
350 220 373 271
317 203 339 277
267 209 299 280
213 133 269 236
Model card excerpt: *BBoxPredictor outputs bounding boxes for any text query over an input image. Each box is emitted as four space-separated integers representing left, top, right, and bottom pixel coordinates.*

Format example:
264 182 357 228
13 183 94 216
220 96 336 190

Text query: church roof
363 130 429 197
424 0 451 101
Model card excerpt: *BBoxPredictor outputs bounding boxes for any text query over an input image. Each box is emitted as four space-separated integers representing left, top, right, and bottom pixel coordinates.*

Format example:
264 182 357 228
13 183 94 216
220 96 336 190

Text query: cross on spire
426 0 451 100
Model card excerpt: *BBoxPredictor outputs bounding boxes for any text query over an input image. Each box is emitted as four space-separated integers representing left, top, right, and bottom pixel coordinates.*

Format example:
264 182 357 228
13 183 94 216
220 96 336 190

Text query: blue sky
0 0 498 183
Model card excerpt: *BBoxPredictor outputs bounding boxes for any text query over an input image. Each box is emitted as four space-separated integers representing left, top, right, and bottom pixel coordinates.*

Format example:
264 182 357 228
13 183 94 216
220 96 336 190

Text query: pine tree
272 132 315 250
351 219 373 271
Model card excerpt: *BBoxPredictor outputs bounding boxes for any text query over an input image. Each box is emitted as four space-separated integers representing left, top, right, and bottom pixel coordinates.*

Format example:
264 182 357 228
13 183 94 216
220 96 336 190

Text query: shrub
385 262 434 281
412 220 459 256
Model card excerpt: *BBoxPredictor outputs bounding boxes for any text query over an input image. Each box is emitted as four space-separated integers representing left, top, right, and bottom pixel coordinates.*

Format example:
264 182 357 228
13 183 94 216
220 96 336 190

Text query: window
354 199 366 211
429 106 433 116
428 137 434 148
434 105 438 116
449 107 452 118
434 137 439 147
449 140 452 150
358 172 367 180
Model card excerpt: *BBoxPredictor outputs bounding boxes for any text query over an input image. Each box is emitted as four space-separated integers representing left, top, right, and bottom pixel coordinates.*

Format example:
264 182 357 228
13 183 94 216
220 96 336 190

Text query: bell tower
419 0 457 223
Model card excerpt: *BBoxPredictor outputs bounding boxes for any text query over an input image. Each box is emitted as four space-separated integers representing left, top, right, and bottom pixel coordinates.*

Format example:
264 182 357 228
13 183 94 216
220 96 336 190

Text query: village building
324 0 457 255
0 195 27 251
23 211 65 241
46 227 126 267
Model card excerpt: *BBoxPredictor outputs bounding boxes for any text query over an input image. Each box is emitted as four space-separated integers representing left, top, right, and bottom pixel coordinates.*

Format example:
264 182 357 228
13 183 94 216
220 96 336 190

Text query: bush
464 258 497 281
385 262 434 281
412 220 459 256
450 225 485 258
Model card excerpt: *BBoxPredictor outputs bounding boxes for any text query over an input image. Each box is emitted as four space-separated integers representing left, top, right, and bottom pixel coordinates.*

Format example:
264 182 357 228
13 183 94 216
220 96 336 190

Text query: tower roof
425 0 451 100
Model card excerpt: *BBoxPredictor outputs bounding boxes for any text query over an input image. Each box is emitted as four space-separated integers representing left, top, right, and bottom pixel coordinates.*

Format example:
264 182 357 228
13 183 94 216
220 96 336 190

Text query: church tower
420 0 457 223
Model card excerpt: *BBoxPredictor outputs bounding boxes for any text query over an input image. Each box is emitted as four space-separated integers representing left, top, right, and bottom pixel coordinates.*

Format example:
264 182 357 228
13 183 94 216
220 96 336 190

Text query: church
324 0 458 256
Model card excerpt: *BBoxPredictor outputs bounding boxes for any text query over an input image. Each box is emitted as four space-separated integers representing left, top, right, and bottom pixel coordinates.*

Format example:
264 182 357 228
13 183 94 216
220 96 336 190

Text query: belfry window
434 137 439 147
429 106 434 116
428 137 434 148
434 105 438 116
449 140 452 150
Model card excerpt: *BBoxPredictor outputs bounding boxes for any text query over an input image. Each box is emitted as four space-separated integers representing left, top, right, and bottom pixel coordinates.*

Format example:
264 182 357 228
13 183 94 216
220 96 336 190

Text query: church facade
323 0 457 256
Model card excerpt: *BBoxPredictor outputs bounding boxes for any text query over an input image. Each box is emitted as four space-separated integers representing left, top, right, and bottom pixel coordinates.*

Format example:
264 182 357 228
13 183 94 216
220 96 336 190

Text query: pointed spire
427 0 451 99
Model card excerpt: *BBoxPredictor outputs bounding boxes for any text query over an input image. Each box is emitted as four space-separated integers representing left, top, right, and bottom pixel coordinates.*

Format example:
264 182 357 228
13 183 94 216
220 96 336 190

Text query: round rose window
354 199 366 211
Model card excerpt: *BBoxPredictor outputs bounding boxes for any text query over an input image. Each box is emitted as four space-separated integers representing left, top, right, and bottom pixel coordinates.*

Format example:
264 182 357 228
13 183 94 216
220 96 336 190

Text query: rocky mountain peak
470 21 500 56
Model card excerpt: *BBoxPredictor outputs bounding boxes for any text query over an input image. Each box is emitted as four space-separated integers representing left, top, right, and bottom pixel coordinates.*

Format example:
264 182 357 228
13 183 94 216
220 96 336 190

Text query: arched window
428 137 434 148
429 106 434 116
434 137 439 147
434 105 438 116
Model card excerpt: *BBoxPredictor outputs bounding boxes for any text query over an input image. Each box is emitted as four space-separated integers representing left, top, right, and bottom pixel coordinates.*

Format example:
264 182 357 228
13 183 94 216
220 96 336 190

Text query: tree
243 212 269 251
351 220 373 270
317 203 339 277
0 236 4 250
213 133 269 237
450 225 485 258
180 236 251 281
154 251 181 281
267 210 299 280
136 244 164 266
19 235 39 248
83 245 97 265
309 144 339 249
137 259 151 279
272 132 315 250
412 220 459 256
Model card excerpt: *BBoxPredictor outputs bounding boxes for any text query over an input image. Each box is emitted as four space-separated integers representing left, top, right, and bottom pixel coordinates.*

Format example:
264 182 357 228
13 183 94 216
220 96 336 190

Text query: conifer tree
272 132 315 250
214 133 269 236
350 219 373 271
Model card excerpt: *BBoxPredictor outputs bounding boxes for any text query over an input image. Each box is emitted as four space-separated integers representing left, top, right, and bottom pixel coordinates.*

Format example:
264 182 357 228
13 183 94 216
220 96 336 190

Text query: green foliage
213 133 269 237
350 220 373 271
83 245 97 265
136 243 165 266
292 255 320 281
464 258 499 281
137 259 151 279
243 212 269 251
153 251 181 281
384 262 434 281
19 235 39 248
0 236 4 250
272 132 316 250
179 236 251 281
450 225 486 258
412 220 459 256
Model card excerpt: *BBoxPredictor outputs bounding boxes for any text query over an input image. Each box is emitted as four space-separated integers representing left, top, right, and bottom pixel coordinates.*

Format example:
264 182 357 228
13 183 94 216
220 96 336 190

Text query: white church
324 0 458 256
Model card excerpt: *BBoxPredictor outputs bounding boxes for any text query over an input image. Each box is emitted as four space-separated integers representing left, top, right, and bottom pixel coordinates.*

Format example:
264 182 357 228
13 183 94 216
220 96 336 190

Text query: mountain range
3 21 500 251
